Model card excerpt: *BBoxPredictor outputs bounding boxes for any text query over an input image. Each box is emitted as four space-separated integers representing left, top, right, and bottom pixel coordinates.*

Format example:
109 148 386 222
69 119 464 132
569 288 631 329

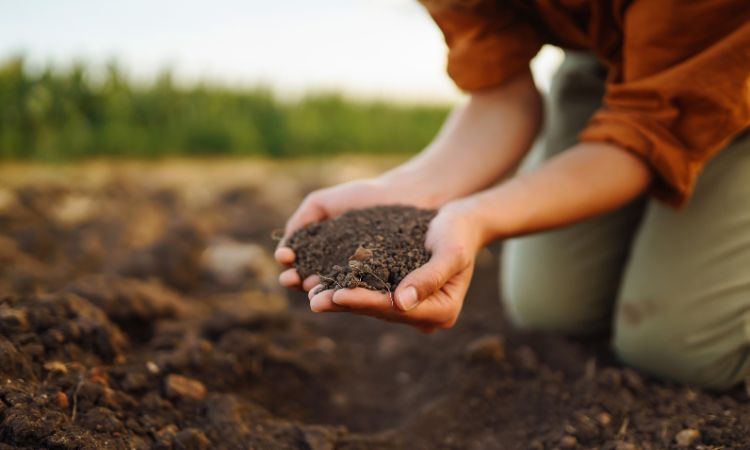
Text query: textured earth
288 205 436 292
0 159 748 449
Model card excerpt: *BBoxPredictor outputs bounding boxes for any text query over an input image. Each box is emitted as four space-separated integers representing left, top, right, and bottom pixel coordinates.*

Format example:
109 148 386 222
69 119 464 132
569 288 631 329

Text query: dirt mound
64 275 186 342
0 166 748 449
0 282 343 449
288 206 436 292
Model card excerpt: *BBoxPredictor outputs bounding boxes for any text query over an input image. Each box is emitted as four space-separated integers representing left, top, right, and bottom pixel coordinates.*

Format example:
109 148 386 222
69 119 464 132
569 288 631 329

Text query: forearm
380 73 542 208
460 142 652 246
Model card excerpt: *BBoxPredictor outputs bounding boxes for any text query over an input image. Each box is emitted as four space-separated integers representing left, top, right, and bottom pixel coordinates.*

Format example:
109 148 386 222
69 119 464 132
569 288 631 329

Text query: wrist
441 197 494 252
450 182 529 248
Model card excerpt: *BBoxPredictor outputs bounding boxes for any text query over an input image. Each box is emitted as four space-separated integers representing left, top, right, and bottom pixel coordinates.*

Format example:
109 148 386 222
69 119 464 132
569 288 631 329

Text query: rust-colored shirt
421 0 750 206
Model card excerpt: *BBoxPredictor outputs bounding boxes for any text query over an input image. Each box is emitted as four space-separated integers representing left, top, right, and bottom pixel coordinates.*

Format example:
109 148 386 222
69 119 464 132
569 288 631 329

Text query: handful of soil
287 205 436 293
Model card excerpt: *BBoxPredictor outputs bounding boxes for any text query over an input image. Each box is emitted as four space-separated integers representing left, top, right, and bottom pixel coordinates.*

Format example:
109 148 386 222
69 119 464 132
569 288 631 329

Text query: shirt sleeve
578 0 750 207
420 0 542 91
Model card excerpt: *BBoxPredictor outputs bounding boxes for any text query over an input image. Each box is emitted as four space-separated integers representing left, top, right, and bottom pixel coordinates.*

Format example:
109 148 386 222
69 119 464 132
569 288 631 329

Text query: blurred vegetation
0 57 452 160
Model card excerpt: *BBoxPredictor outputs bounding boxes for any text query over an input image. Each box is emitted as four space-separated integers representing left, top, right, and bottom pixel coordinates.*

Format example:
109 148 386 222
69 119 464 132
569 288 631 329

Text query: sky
0 0 563 103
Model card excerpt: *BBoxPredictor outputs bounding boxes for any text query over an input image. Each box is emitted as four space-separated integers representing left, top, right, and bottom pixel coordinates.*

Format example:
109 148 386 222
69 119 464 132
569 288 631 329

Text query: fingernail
310 295 325 312
398 286 419 311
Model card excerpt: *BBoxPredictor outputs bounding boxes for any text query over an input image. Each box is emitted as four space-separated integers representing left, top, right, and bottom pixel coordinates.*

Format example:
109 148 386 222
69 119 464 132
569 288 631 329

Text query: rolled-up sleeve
579 0 750 206
420 0 542 91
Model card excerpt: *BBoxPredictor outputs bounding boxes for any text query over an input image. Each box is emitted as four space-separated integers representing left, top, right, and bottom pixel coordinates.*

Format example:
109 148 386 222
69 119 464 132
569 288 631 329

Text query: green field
0 57 452 160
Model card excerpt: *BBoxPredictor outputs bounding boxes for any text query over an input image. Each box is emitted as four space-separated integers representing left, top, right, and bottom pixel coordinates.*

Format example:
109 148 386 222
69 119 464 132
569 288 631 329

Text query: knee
501 275 607 335
613 302 749 390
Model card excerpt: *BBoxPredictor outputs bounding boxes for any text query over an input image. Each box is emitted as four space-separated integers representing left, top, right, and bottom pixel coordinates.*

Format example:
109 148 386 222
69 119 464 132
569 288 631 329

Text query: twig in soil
318 275 342 291
617 416 630 436
354 263 393 306
71 374 84 422
366 270 393 305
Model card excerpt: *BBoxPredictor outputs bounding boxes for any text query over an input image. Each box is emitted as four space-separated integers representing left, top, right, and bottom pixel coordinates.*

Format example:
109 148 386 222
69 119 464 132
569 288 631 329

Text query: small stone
202 240 277 287
0 308 29 333
560 435 577 448
174 428 210 450
198 339 213 352
157 424 179 436
597 412 612 427
350 246 373 262
465 335 505 363
89 367 109 386
55 391 69 409
43 329 65 345
165 374 207 401
146 361 160 374
43 361 68 375
573 414 599 440
155 424 179 445
675 428 700 447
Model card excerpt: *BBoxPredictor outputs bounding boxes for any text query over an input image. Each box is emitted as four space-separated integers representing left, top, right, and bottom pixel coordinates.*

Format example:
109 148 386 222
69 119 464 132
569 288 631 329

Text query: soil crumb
287 205 436 292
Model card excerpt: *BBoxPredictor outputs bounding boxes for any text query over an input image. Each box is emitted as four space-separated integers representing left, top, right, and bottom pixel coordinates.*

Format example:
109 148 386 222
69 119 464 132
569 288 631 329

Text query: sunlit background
0 0 563 159
1 0 563 100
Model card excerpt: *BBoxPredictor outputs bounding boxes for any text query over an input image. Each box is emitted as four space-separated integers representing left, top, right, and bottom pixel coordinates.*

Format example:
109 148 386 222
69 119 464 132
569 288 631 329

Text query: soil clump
288 206 436 292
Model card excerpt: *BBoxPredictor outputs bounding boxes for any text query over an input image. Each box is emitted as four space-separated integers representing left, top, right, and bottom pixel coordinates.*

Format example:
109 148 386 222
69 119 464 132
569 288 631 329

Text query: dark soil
0 165 748 449
287 206 436 292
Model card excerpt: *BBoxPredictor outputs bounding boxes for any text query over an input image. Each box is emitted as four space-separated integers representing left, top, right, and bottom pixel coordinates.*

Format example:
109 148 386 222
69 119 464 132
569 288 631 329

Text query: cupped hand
308 201 483 332
275 177 426 290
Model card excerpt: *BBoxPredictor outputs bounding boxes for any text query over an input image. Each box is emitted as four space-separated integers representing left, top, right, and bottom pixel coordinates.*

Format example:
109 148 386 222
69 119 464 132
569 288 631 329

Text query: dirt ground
0 158 748 450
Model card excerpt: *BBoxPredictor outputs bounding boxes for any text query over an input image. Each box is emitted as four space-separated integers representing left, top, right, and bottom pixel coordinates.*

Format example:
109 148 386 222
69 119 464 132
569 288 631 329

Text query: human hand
307 201 484 332
275 177 434 291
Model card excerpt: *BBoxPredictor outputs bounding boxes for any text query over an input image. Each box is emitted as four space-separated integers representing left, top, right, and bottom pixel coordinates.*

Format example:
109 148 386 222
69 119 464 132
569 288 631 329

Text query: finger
310 290 347 313
331 288 393 311
284 195 327 238
389 265 473 327
274 247 296 266
308 284 323 300
394 245 466 311
302 275 321 292
278 268 302 289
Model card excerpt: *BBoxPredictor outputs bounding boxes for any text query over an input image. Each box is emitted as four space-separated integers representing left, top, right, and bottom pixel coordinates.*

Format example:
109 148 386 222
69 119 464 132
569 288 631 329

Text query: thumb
394 244 465 311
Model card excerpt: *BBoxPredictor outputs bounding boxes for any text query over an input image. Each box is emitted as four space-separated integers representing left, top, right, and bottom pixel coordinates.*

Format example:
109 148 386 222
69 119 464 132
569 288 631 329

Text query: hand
275 177 433 291
307 201 484 332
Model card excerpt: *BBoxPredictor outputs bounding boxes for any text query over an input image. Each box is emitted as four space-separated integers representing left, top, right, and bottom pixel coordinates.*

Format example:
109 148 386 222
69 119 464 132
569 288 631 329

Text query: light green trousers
502 52 750 389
